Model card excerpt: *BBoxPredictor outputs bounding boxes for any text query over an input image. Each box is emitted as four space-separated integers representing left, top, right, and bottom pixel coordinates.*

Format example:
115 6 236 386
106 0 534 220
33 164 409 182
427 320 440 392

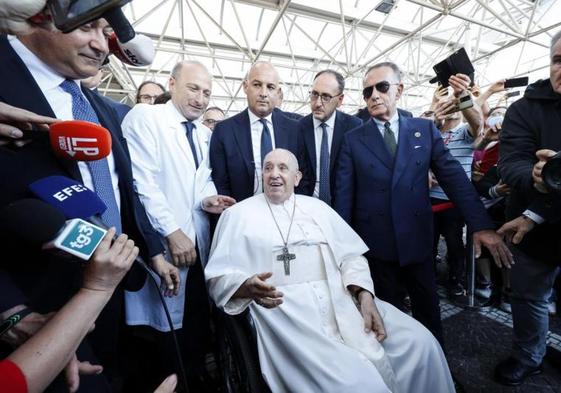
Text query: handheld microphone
0 199 107 260
49 120 112 161
105 7 155 66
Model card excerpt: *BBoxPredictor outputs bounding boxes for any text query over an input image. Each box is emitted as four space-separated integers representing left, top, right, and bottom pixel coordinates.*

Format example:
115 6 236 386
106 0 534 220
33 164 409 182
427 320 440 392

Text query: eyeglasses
309 91 342 103
203 119 222 126
138 94 159 103
362 81 399 99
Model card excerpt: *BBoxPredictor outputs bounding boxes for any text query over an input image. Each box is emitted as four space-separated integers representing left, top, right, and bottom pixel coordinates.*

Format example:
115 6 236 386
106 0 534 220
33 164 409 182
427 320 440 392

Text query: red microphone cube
49 120 112 161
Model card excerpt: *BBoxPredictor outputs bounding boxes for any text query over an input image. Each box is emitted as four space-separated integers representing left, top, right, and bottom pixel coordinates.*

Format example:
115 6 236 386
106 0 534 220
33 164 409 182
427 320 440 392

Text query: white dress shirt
8 36 121 210
373 110 400 144
248 109 276 194
312 111 336 198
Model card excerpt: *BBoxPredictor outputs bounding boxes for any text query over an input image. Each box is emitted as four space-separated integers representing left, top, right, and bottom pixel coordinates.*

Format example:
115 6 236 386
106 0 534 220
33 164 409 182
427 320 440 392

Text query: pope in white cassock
205 149 455 393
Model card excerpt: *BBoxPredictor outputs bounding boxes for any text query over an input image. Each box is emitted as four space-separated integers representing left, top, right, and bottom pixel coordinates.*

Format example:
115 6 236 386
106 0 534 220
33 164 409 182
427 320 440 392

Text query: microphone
0 199 107 260
49 120 112 161
105 7 155 66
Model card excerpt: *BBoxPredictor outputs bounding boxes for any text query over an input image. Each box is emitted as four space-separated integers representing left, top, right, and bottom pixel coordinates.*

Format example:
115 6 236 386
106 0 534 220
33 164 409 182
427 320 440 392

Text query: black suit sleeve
209 124 232 196
295 123 313 196
332 135 355 223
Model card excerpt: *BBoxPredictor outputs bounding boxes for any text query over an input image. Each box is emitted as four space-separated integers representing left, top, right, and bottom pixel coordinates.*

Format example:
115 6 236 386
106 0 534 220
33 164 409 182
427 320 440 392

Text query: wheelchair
213 307 272 393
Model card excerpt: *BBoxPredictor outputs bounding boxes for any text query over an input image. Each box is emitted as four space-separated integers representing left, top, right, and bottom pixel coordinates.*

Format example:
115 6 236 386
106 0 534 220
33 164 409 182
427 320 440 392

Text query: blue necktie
259 118 273 164
59 79 122 233
318 123 331 204
183 121 199 169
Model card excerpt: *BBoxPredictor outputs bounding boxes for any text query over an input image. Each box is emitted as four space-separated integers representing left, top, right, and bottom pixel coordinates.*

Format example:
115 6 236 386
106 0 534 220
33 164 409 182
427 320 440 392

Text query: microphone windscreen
49 120 112 161
29 176 107 219
108 33 155 66
0 199 66 244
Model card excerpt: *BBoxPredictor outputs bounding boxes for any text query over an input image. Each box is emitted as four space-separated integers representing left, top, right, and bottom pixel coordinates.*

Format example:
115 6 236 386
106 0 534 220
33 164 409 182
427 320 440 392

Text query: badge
414 131 421 138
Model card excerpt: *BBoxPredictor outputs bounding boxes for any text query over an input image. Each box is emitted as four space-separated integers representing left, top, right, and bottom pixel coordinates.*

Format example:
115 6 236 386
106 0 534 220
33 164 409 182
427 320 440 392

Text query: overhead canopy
101 0 561 116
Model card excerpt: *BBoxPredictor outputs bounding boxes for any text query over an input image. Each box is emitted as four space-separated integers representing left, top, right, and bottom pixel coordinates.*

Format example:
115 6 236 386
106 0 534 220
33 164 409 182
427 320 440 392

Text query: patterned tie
383 121 397 158
260 118 273 164
183 121 199 169
318 123 331 204
59 79 122 233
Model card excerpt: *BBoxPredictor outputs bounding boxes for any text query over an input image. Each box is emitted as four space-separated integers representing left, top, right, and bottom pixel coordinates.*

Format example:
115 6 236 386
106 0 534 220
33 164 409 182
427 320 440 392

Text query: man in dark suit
210 61 301 202
493 30 561 386
298 69 361 204
0 23 166 391
333 61 512 344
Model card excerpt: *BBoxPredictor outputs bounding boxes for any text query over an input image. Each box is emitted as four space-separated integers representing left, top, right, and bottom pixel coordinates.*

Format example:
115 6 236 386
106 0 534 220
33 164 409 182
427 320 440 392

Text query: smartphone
504 77 529 88
506 91 521 98
48 0 130 33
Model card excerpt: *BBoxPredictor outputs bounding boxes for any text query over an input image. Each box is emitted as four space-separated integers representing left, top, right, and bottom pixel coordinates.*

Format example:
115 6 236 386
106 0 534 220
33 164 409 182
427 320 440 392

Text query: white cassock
205 193 454 393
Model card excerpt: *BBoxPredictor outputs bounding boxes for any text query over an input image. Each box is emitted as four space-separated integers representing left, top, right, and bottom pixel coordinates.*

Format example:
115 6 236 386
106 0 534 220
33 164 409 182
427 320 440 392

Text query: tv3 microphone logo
58 136 100 157
60 221 105 259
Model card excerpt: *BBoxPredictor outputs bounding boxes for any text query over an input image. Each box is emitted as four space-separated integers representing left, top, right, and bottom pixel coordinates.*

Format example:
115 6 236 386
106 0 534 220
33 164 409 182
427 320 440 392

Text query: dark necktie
183 121 199 169
259 118 273 164
383 121 397 157
59 79 122 233
318 123 331 204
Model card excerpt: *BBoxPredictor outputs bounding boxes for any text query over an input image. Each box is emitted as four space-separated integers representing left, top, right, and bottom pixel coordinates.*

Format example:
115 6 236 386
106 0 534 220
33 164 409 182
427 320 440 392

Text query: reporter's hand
0 306 54 348
83 228 139 293
473 229 514 269
449 73 471 97
488 79 506 94
64 353 103 393
0 102 58 146
166 229 196 267
495 180 510 196
0 0 48 35
432 85 448 104
151 254 180 297
202 195 236 214
234 272 284 309
497 215 536 245
154 374 178 393
358 291 386 342
532 149 557 193
434 97 459 119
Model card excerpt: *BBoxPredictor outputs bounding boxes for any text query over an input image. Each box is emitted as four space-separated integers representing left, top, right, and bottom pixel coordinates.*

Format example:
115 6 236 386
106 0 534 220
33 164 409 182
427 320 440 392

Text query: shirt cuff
522 210 545 225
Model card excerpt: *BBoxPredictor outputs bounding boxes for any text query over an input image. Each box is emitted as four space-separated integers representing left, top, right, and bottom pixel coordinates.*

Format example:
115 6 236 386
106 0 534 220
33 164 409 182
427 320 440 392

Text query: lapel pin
414 131 421 138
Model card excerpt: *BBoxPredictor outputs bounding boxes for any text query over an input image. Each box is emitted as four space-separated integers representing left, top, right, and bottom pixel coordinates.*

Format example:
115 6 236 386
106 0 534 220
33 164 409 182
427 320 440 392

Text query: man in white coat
206 148 455 393
121 60 235 391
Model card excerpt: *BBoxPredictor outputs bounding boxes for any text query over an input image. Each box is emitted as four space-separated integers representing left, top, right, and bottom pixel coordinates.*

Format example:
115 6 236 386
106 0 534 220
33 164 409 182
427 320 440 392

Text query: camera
542 151 561 194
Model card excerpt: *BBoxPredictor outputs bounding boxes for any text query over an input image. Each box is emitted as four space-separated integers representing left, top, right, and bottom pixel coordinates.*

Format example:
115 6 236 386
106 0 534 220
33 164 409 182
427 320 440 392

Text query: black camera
542 151 561 194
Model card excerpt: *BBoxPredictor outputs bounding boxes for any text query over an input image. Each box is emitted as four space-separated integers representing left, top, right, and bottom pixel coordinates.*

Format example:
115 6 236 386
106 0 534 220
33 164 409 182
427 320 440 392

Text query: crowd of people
0 1 560 393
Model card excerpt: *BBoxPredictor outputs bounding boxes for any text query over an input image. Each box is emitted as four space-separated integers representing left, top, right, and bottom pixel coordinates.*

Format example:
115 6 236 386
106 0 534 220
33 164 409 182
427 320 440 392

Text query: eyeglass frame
309 90 343 104
362 81 400 100
138 94 160 103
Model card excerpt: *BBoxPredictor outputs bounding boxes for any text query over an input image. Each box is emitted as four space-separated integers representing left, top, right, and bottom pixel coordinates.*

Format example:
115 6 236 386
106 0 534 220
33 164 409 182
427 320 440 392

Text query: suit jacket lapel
392 115 414 188
330 111 345 171
272 112 288 148
302 115 317 175
359 119 393 170
232 109 255 179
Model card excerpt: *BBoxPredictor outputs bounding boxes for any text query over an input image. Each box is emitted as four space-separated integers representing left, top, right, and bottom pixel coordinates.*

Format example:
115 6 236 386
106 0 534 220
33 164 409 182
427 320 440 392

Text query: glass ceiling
100 0 561 116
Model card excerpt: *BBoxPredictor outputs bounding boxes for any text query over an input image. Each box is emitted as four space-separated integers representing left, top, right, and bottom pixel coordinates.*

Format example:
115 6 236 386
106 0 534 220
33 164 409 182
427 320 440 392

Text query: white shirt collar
166 100 207 130
8 35 80 93
248 108 273 125
373 110 399 130
312 110 337 130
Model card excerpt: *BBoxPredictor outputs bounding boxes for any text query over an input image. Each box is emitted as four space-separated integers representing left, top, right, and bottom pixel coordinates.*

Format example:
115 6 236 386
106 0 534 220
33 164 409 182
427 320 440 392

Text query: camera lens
542 152 561 194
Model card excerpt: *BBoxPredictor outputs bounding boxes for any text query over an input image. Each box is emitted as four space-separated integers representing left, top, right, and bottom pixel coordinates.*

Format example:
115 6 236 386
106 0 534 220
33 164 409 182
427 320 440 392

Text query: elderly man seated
205 149 454 393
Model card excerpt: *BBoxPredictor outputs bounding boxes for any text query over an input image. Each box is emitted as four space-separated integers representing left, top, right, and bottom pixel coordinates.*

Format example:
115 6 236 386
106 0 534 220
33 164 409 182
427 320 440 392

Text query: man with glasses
136 80 166 105
298 70 361 205
333 61 512 345
202 106 225 131
210 61 303 203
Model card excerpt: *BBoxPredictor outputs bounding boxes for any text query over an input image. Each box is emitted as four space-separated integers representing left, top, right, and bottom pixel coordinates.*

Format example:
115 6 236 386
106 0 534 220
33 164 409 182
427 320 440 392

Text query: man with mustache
0 18 168 391
210 61 304 202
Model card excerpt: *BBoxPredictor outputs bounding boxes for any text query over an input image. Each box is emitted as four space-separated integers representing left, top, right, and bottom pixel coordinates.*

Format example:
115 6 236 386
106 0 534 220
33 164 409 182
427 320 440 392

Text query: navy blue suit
99 93 131 124
0 35 162 388
299 110 362 200
334 115 493 342
209 108 301 202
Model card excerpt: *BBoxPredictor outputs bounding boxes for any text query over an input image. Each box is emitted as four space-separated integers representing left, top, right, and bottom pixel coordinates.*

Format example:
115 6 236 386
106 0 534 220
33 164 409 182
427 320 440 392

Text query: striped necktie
318 123 331 204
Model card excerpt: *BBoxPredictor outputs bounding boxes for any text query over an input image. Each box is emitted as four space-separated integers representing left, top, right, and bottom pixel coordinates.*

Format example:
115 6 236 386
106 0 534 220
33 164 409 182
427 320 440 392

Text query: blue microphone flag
29 175 106 219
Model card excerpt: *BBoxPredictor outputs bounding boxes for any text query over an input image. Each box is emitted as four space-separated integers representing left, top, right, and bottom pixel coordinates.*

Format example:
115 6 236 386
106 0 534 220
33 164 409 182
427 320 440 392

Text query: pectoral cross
277 246 296 275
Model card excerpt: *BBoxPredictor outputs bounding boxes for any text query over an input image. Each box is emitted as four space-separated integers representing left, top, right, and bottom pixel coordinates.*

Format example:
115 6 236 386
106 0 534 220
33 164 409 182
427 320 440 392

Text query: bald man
209 61 304 202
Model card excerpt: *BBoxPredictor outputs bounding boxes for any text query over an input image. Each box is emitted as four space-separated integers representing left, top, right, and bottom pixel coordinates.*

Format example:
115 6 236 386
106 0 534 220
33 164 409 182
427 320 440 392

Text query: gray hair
313 69 345 94
364 62 402 83
262 148 299 171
